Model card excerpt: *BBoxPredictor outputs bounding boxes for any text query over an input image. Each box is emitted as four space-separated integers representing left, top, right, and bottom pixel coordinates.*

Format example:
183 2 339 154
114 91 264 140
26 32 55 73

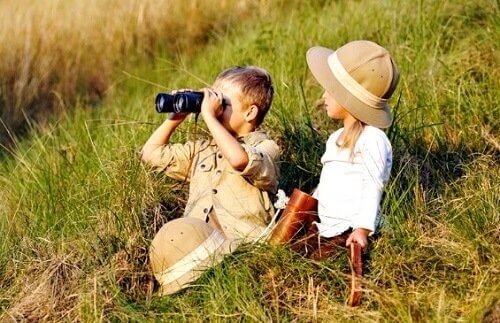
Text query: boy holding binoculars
141 66 279 242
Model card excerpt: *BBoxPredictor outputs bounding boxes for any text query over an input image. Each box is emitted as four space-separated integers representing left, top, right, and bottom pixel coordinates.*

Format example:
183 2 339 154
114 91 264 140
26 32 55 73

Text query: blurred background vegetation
0 0 498 321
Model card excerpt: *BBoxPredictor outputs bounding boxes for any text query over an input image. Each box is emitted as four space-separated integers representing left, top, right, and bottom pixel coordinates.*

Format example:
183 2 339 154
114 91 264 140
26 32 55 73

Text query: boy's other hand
167 112 188 123
167 89 192 124
201 87 224 119
346 228 370 251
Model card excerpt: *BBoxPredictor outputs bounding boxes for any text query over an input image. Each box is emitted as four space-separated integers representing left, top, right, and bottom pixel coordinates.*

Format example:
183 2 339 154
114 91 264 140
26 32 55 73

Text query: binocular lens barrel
155 93 175 113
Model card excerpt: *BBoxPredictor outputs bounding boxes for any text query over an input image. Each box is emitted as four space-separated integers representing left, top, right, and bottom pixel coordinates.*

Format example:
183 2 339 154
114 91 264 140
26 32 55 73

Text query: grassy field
0 0 272 146
1 0 499 321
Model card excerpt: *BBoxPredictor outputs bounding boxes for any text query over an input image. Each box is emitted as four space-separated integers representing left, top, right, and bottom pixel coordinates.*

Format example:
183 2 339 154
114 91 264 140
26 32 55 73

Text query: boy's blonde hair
215 66 273 126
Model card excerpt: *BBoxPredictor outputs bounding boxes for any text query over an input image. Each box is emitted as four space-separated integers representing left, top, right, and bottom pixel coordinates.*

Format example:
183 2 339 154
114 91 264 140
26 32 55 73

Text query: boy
141 66 279 242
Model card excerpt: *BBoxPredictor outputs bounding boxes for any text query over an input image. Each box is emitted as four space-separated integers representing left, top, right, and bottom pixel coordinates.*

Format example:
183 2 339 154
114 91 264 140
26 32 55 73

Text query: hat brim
157 237 235 296
306 46 392 128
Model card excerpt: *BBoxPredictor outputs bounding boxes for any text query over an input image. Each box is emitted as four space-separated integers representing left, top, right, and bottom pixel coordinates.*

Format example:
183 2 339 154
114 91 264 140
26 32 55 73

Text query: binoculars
155 91 204 114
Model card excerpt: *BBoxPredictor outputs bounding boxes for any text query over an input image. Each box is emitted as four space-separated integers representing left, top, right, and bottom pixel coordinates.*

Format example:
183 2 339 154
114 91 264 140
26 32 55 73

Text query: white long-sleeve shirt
313 126 392 238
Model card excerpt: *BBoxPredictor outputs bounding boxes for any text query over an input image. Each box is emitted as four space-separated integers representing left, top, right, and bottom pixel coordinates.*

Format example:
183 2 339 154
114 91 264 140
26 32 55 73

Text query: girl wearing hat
305 40 399 257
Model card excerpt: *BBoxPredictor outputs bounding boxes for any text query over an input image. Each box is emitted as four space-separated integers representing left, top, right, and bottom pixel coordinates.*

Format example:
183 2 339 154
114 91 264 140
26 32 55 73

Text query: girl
305 40 399 258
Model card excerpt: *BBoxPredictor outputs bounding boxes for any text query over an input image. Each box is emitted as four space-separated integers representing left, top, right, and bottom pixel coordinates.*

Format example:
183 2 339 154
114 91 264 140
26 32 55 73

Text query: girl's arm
349 130 392 249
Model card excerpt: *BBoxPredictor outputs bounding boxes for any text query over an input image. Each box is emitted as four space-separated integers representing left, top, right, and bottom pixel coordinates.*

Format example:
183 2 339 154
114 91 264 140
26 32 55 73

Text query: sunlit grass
0 0 277 145
0 0 498 321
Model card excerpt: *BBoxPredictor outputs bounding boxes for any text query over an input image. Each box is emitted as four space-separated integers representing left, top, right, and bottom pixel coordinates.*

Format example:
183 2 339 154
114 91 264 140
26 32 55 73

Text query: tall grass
0 0 498 321
0 0 277 146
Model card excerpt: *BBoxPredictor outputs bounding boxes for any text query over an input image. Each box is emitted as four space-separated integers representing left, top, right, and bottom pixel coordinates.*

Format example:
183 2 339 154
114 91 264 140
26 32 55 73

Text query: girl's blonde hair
337 119 365 158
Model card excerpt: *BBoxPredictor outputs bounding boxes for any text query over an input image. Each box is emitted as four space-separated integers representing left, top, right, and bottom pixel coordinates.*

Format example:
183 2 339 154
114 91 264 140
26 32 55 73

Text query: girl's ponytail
337 120 365 159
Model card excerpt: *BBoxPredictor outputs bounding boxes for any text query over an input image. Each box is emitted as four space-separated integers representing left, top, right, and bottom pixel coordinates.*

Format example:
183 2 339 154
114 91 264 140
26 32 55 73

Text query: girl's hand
346 228 371 251
201 87 224 119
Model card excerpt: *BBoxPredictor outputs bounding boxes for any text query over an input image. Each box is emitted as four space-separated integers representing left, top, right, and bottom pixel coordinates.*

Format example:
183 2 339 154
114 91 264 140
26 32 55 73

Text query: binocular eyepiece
155 91 204 114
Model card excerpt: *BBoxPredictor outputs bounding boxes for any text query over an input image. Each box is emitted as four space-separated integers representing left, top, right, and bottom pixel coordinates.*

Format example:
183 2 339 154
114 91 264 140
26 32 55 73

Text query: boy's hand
201 87 224 119
167 89 192 123
346 228 371 251
167 112 188 123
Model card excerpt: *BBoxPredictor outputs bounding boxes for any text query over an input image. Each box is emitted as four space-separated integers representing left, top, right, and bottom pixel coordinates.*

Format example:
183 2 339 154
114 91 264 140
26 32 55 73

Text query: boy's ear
245 105 259 122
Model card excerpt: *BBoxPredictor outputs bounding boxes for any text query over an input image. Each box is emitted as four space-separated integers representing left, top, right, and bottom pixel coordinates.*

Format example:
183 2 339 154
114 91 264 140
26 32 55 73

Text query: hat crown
149 217 213 274
305 41 399 128
336 40 399 100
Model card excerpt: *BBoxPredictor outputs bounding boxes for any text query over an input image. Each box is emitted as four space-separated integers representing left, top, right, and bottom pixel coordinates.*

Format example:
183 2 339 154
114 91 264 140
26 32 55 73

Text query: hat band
157 230 226 285
327 53 387 110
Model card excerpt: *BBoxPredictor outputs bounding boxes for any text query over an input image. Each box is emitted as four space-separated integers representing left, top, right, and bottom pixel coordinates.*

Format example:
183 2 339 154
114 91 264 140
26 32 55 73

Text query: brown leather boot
347 242 363 306
307 227 350 260
305 228 363 307
267 188 363 306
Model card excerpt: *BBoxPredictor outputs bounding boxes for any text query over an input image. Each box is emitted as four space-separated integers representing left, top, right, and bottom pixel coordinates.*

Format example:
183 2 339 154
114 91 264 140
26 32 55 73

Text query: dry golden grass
0 0 264 144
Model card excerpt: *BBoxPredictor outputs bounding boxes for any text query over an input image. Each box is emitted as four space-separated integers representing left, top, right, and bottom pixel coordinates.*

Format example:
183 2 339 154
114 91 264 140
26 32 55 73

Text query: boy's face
214 80 252 135
322 90 349 120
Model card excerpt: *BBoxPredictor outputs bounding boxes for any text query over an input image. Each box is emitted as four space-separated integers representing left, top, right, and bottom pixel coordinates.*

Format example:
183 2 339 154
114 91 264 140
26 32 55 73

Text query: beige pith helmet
306 40 399 128
149 217 234 295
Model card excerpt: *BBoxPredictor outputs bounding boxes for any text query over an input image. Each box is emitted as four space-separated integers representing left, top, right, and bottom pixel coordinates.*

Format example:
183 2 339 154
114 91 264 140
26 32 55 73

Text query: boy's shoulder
240 130 276 146
240 130 279 159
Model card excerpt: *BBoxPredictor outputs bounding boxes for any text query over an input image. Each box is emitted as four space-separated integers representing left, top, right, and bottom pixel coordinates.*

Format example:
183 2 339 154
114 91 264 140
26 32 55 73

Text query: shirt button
216 170 222 175
217 153 223 159
212 189 218 194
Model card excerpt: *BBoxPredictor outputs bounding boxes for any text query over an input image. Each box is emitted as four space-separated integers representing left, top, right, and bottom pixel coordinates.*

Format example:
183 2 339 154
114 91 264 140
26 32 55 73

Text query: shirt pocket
196 153 215 172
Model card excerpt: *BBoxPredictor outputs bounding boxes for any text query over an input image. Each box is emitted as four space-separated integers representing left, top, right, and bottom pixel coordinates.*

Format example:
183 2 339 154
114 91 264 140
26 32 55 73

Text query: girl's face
322 90 349 120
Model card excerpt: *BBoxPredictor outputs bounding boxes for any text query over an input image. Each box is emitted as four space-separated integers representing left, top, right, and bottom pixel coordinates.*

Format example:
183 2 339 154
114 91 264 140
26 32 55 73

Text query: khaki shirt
147 131 279 241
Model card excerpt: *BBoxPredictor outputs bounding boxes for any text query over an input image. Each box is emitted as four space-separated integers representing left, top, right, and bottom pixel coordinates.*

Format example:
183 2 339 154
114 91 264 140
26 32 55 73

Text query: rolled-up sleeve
352 136 392 233
142 140 207 181
232 139 279 193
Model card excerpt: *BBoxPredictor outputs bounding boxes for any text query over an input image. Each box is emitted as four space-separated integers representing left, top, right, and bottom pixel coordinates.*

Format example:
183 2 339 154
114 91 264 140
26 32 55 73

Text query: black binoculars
155 91 204 114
